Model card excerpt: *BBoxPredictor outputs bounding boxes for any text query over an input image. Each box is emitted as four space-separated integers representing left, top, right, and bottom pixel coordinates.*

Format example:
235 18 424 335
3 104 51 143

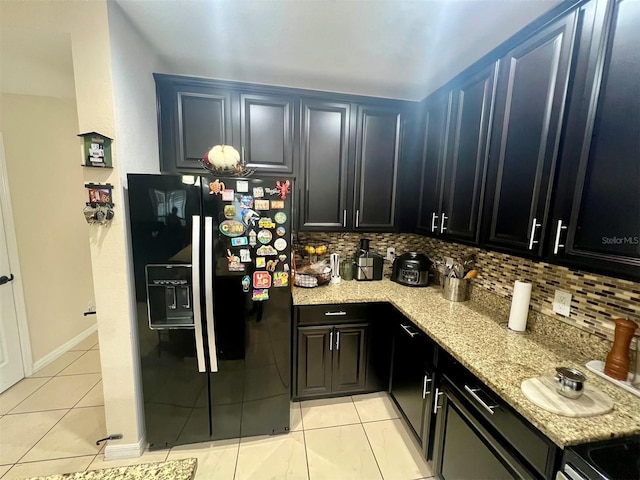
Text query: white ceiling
114 0 561 100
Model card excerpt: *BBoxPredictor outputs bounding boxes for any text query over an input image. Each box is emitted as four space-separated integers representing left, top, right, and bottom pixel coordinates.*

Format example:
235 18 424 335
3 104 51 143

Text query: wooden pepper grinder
604 318 638 380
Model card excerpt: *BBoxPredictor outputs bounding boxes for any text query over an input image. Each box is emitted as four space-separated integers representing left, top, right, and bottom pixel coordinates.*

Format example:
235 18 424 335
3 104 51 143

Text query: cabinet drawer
297 304 379 326
445 366 558 478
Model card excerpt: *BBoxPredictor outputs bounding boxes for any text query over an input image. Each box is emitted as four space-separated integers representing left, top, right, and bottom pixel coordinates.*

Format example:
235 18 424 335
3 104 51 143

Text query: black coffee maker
354 238 383 281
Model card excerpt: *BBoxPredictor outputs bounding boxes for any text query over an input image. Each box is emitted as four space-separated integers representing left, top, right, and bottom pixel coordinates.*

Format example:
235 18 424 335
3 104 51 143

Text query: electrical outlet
553 290 572 317
386 247 396 261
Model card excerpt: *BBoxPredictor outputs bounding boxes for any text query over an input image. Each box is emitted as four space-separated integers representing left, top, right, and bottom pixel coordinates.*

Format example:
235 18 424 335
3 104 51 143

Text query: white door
0 137 24 392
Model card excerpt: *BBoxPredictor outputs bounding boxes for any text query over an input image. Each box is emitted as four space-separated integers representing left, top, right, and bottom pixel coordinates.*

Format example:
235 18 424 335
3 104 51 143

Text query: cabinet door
484 13 578 255
416 94 451 235
299 99 351 230
157 79 233 173
433 386 531 480
441 64 497 243
353 105 402 231
390 322 431 443
551 0 640 279
332 324 368 394
240 93 294 174
297 326 332 398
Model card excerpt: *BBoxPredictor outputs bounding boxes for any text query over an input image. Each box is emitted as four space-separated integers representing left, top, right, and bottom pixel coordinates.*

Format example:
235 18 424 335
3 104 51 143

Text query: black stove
560 435 640 480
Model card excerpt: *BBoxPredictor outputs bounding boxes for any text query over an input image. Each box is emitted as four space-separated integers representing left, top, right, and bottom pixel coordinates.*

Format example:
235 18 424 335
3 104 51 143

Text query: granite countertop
292 279 640 448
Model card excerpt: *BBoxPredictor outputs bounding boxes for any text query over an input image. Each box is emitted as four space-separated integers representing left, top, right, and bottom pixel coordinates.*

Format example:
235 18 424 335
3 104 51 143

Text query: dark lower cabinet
296 322 369 399
433 381 531 480
297 326 333 398
389 321 438 459
331 324 367 394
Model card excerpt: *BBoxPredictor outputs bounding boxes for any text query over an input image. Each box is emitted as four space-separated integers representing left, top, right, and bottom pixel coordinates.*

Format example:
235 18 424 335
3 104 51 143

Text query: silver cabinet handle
440 213 448 234
336 331 340 350
241 146 246 165
182 286 190 309
528 217 542 250
400 323 418 337
167 286 177 310
433 388 443 414
343 209 347 228
431 212 439 233
324 311 347 316
422 374 432 399
464 385 499 415
553 219 568 254
329 331 333 351
355 209 360 228
204 217 219 373
191 216 206 373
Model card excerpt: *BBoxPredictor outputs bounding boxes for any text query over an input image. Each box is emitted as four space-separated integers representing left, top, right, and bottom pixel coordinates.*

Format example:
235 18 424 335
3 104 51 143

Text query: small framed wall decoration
78 131 113 168
84 183 114 225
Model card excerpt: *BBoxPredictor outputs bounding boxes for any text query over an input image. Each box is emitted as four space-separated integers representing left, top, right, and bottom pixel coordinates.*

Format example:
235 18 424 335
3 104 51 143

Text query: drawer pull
329 331 333 351
464 385 499 415
324 311 347 316
400 324 418 337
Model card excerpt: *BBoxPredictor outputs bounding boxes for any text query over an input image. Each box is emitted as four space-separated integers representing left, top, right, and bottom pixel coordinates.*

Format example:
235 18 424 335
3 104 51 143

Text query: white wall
106 0 167 453
0 94 96 364
0 18 97 369
1 0 148 457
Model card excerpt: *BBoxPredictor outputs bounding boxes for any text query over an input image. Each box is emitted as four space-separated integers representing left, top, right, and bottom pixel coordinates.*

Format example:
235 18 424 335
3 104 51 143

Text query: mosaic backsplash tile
294 231 640 343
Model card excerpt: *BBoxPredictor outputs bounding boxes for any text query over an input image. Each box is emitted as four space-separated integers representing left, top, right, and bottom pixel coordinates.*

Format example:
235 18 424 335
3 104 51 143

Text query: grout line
231 437 241 480
301 421 362 432
4 376 55 414
360 422 385 480
301 427 311 480
13 407 74 465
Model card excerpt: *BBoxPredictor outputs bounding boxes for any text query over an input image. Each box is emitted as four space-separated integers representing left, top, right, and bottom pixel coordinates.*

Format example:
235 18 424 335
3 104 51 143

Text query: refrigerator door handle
204 216 219 373
191 216 206 373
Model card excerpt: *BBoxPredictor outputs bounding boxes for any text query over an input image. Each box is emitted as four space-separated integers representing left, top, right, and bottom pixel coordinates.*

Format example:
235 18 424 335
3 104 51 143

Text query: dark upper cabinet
550 0 639 280
298 99 351 230
298 101 405 232
415 63 496 244
353 105 402 231
240 93 295 174
441 64 498 243
417 94 450 235
483 12 578 255
156 78 233 173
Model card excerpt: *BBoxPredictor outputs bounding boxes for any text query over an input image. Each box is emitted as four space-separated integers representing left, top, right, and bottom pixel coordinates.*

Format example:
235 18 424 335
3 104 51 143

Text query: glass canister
340 260 354 281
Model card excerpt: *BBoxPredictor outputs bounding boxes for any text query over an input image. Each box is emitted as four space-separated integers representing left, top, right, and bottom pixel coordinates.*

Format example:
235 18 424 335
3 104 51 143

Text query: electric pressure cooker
391 252 433 287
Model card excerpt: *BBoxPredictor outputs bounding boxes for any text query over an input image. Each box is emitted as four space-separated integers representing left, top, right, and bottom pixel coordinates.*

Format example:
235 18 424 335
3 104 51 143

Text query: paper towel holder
499 322 530 335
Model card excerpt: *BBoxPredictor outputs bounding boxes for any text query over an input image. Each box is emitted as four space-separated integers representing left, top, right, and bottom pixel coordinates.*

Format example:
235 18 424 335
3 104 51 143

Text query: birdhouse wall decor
79 132 113 168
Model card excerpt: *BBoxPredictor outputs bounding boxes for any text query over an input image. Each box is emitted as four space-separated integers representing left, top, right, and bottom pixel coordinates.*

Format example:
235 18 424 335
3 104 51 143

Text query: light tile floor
0 332 433 479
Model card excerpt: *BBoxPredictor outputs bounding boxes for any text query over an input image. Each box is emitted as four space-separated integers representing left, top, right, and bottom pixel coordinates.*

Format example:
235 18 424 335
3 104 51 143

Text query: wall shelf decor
78 131 112 167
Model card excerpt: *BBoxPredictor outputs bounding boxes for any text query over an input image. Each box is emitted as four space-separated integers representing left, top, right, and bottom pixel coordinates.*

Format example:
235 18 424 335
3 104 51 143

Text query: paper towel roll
508 280 532 332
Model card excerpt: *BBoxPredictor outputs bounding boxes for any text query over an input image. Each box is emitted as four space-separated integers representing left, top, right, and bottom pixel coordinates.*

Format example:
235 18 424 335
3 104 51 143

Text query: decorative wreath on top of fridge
201 145 255 177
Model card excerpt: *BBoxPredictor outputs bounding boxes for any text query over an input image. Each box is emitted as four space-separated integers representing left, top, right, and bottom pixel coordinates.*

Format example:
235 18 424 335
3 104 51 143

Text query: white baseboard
105 434 146 460
32 324 99 373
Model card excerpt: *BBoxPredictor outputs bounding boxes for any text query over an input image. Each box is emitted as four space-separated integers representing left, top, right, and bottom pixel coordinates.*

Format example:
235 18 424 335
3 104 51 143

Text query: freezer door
127 173 210 449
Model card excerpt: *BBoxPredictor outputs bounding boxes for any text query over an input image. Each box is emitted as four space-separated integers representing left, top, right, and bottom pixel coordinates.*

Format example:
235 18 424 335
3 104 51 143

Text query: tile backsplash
294 232 640 342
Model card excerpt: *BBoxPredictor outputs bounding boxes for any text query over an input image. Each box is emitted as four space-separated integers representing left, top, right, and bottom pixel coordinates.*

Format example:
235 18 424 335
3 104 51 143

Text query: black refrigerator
127 173 292 449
